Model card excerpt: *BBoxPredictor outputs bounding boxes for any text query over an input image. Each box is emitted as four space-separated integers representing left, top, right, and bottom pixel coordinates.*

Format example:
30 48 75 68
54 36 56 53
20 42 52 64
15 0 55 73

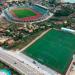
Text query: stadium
23 29 75 75
3 4 52 23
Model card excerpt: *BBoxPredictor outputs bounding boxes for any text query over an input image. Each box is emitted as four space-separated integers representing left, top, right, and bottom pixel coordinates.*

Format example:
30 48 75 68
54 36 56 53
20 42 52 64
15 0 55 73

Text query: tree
54 6 74 17
0 63 4 68
49 0 56 4
65 19 72 27
8 23 18 31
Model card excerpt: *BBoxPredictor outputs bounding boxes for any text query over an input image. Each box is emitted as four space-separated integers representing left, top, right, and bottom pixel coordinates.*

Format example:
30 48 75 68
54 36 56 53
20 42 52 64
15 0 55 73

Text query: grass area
23 29 75 74
13 9 36 18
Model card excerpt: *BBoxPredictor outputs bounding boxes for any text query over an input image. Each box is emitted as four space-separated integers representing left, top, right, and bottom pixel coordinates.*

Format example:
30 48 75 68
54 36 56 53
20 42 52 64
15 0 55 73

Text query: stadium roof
23 29 75 74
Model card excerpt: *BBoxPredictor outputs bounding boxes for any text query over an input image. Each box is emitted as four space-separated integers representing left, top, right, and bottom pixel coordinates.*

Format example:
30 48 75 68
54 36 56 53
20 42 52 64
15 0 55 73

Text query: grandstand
3 4 52 23
32 5 48 15
23 29 75 75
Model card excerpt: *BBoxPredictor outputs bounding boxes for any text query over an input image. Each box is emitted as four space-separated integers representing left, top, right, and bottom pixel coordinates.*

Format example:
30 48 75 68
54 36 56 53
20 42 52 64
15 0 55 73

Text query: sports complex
23 29 75 75
0 1 75 75
3 4 51 23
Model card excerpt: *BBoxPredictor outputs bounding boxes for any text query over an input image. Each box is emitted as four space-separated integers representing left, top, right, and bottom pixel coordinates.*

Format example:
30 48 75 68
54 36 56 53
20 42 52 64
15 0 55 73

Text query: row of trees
54 6 74 17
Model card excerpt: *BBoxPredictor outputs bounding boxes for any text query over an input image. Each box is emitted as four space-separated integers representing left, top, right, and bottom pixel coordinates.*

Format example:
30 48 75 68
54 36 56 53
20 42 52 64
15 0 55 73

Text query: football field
12 9 36 18
23 29 75 74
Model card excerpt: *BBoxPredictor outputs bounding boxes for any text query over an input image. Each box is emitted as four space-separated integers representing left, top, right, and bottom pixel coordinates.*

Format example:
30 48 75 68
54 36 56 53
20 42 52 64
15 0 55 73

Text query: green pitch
13 9 36 18
23 29 75 74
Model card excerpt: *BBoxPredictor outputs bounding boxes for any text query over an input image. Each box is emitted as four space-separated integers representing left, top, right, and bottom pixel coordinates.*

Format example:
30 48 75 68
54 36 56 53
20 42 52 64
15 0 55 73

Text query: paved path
0 48 44 75
19 28 51 53
0 29 57 75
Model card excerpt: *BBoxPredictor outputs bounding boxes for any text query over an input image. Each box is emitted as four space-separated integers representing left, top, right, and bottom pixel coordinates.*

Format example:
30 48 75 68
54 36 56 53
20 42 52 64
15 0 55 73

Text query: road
0 48 44 75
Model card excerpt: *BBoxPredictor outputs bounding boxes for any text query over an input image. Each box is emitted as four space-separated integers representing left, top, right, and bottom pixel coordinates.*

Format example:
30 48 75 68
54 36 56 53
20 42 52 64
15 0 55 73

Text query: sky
64 0 75 3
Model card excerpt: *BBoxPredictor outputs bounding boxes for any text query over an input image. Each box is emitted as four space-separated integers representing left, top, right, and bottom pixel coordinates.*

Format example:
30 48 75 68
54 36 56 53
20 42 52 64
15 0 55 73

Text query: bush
54 7 74 17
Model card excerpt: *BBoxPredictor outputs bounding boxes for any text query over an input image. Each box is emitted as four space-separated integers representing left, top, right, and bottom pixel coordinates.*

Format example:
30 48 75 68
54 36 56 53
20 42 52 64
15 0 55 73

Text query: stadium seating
4 4 49 23
32 5 47 15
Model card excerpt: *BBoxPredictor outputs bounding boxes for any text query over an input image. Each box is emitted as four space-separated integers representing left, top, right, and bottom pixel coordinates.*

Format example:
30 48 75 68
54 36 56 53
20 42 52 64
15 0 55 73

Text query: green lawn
23 29 75 74
13 9 36 18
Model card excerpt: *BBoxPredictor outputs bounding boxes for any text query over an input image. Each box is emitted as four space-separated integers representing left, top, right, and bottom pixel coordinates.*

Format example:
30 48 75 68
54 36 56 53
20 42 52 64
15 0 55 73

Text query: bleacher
3 3 49 23
32 5 47 15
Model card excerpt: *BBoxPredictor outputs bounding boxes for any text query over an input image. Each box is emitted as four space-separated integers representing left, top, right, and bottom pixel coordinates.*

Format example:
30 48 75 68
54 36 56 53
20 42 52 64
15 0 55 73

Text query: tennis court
23 29 75 74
